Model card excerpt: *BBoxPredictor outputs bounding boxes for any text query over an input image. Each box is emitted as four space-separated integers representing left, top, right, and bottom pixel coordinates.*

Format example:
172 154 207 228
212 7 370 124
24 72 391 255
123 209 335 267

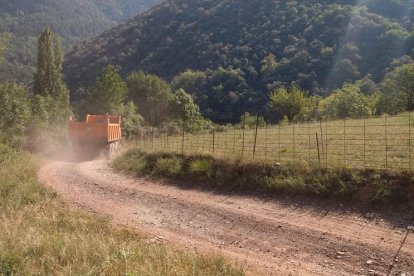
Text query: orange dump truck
68 114 122 158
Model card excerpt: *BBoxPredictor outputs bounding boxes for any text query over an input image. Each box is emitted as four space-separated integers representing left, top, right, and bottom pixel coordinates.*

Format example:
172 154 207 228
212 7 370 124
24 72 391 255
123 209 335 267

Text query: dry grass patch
113 149 414 206
0 144 243 275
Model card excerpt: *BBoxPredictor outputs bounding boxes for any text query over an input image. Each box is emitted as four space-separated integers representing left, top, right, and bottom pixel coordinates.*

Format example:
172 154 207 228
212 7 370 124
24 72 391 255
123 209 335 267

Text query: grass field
136 113 414 171
0 144 243 275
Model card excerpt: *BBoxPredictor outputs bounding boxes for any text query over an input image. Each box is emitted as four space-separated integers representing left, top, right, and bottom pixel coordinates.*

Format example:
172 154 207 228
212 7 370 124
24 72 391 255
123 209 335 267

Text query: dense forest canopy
62 0 414 123
0 0 159 83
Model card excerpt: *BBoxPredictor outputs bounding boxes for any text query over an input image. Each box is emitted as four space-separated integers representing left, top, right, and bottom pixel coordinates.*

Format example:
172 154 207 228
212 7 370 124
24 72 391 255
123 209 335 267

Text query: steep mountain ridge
63 0 414 96
0 0 160 83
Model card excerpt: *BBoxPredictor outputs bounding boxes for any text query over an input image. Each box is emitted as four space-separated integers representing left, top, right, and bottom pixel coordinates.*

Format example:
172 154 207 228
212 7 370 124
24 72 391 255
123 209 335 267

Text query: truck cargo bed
68 115 122 144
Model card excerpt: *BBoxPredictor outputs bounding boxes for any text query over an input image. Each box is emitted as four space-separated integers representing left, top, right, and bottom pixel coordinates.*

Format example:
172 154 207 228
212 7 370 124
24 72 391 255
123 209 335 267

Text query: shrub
153 157 183 178
0 253 24 275
113 148 148 175
113 149 414 207
189 158 213 176
0 144 16 164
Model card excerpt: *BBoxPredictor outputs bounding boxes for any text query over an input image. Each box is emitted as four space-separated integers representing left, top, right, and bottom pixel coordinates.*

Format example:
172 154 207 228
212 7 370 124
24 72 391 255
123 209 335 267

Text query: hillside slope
64 0 414 97
0 0 159 83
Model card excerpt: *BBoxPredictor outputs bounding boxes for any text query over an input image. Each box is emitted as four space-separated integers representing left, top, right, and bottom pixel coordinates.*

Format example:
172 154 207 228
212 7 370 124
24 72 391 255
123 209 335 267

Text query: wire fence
133 113 414 171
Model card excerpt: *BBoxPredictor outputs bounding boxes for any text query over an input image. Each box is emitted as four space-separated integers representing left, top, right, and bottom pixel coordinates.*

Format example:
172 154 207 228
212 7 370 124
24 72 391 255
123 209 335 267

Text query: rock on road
38 160 414 275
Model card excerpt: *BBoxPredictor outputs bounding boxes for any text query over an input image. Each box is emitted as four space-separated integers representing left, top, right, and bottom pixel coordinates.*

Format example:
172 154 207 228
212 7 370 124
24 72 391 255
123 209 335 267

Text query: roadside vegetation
134 112 414 171
0 144 243 275
113 149 414 207
0 30 242 275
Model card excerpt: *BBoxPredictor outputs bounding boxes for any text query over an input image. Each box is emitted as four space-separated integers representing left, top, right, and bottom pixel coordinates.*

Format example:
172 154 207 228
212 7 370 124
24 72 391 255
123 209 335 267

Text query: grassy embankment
0 144 243 275
113 149 414 207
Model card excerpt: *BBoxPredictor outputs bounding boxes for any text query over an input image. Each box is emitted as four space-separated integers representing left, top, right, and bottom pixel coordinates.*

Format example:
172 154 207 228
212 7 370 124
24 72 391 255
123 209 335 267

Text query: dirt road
38 160 414 275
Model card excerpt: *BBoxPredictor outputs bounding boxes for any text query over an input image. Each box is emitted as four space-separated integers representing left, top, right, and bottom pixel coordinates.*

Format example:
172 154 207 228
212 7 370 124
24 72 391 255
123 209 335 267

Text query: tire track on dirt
38 160 414 275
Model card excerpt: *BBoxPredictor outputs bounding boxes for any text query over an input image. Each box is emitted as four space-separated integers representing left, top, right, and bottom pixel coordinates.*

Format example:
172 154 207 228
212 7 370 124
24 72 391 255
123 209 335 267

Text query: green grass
0 144 244 275
137 113 414 171
153 156 183 178
113 149 414 206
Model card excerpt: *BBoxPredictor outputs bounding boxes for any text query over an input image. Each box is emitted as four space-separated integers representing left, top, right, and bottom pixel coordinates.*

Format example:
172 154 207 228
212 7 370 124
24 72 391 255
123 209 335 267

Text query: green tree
34 29 63 97
319 83 370 119
0 83 31 142
171 89 204 131
296 95 322 122
376 64 414 115
78 65 143 138
171 70 207 98
239 112 266 129
112 101 144 139
83 65 127 116
268 86 309 122
33 28 69 125
261 53 278 73
394 64 414 111
127 71 174 126
328 59 361 89
375 78 404 115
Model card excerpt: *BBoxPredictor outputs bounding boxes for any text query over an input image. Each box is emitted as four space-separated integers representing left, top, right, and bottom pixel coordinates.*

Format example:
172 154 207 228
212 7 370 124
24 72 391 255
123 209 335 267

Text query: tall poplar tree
33 28 69 124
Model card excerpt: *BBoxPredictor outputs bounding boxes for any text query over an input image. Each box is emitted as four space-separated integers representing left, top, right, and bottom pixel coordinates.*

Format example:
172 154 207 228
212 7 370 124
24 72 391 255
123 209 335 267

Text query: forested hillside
63 0 414 122
0 0 159 83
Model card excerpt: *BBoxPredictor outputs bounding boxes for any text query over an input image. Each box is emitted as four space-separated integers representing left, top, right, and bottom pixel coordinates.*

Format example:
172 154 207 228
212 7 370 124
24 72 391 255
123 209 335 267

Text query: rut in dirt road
38 160 414 276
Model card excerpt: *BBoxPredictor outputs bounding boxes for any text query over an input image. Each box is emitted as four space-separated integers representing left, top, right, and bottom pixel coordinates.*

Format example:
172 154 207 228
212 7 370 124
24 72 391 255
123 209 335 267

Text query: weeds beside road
0 144 242 275
113 149 414 207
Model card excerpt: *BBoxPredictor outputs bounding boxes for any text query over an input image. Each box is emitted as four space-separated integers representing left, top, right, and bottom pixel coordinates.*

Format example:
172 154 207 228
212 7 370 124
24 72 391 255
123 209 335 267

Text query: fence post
182 123 185 155
242 114 246 159
151 127 154 152
325 120 328 169
363 117 366 169
189 132 193 155
161 127 164 150
278 124 281 162
217 131 220 157
212 130 215 157
165 129 167 151
385 115 388 170
224 126 228 156
319 121 325 164
343 119 346 167
316 132 321 167
253 115 259 159
410 112 412 171
308 123 311 166
265 124 268 160
202 130 205 153
143 127 146 149
233 128 236 156
292 122 295 164
160 127 163 150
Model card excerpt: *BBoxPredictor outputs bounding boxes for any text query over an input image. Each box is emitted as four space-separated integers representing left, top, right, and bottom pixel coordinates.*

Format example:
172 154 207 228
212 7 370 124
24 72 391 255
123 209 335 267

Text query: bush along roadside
0 144 243 275
113 149 414 207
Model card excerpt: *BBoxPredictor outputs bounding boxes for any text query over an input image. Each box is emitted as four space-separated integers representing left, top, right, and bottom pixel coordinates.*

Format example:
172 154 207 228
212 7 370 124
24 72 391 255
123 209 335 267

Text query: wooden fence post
253 115 259 159
410 112 412 171
385 115 388 170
